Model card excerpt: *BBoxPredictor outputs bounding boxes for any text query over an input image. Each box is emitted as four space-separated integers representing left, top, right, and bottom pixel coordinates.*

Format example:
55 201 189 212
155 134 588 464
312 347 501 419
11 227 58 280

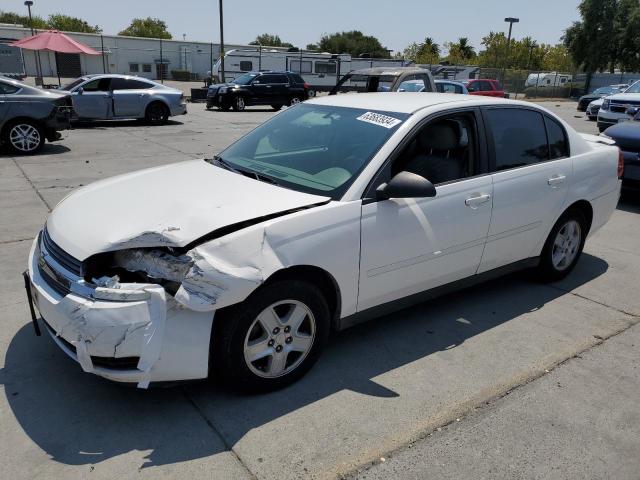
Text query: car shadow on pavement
0 143 71 157
71 119 184 129
1 253 608 468
618 193 640 213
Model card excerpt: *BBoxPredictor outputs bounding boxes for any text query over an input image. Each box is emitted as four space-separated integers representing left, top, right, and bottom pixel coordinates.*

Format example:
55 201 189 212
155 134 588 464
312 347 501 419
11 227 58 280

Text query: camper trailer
212 48 410 93
525 72 573 88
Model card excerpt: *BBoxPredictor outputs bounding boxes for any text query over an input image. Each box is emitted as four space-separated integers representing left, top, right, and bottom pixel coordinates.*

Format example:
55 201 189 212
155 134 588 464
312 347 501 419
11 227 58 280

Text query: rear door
72 77 112 119
478 107 572 272
111 77 153 117
250 74 274 104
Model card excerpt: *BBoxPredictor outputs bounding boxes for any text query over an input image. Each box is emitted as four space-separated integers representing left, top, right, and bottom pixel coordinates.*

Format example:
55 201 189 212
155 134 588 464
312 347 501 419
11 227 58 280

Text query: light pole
24 0 43 86
218 0 225 83
504 17 519 68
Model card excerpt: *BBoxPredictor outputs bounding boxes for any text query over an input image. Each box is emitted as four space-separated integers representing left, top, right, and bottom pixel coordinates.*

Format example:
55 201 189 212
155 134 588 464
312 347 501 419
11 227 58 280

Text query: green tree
444 37 476 64
402 37 441 64
119 17 172 39
47 14 101 33
249 33 293 48
0 11 47 29
316 31 390 58
306 43 319 51
564 0 619 75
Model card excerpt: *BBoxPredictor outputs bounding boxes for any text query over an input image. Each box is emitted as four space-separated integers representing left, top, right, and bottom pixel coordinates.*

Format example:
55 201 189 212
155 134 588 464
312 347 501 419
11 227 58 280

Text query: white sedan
26 93 622 391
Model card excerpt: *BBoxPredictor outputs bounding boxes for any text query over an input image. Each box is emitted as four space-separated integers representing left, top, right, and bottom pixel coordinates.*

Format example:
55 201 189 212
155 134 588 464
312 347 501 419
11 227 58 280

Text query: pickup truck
464 79 507 98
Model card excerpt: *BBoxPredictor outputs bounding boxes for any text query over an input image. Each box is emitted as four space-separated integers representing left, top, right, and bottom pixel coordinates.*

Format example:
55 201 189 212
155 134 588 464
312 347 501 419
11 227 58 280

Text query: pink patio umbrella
10 30 102 85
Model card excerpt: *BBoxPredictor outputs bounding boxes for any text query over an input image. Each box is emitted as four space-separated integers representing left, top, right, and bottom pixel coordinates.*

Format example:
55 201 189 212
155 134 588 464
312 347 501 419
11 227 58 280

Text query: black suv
206 71 309 111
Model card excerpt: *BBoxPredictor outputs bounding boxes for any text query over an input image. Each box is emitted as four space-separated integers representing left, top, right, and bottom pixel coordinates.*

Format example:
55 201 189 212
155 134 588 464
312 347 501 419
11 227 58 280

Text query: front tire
232 96 246 111
145 102 169 125
2 120 45 154
212 280 330 392
536 209 587 282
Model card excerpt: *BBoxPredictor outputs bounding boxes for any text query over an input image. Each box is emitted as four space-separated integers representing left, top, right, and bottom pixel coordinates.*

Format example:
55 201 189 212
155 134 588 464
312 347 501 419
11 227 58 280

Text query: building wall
0 25 246 80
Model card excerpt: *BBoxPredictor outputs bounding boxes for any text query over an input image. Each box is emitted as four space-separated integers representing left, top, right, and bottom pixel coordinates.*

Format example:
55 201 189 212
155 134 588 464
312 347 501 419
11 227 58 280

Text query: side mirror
376 171 436 200
77 87 84 95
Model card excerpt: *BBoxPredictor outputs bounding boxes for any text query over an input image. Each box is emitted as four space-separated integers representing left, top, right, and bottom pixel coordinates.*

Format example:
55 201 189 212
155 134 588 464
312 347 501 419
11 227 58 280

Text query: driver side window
81 78 111 92
391 112 478 185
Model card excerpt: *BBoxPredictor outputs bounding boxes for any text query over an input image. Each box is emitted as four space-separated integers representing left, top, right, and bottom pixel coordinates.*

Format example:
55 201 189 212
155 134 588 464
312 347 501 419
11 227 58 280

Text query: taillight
618 148 624 179
304 83 310 90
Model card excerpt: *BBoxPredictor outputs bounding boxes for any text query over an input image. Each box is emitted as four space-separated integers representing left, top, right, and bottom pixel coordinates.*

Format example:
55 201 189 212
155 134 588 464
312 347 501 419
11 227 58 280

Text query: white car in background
587 98 604 121
597 80 640 131
26 93 622 391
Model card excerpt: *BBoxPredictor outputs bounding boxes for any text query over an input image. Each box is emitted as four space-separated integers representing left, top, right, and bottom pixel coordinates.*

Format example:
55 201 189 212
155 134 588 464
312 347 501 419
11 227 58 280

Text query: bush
170 70 195 81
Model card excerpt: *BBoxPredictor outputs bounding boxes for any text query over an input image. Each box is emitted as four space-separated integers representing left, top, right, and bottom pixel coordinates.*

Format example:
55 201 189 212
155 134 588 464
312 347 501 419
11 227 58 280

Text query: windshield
625 81 640 94
232 73 258 85
594 87 615 95
214 104 409 199
60 77 86 91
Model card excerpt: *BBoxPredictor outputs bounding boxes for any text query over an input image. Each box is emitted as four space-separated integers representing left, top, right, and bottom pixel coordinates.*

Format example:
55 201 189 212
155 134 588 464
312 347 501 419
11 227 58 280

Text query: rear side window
485 108 549 171
545 117 569 159
0 81 20 94
288 74 305 84
111 78 152 90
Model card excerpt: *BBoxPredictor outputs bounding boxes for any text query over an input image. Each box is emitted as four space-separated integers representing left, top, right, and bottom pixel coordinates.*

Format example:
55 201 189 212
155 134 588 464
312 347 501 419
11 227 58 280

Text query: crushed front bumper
26 235 214 387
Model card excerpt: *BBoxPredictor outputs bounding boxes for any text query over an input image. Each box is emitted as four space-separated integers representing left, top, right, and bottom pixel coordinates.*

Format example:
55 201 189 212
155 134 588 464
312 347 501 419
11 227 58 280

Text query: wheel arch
145 99 169 114
563 199 594 234
263 265 342 330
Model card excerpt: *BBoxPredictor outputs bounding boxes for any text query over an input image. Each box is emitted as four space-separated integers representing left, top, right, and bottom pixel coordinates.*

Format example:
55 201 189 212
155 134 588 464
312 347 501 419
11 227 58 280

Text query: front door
72 77 112 119
358 110 493 311
478 107 572 273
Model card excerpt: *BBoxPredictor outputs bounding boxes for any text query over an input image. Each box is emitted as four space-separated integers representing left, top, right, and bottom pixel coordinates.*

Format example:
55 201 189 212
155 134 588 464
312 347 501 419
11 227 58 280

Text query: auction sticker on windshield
356 111 403 129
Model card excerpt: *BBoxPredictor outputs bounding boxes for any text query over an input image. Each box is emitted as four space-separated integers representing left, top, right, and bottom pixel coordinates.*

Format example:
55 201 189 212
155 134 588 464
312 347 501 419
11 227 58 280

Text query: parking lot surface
1 101 638 480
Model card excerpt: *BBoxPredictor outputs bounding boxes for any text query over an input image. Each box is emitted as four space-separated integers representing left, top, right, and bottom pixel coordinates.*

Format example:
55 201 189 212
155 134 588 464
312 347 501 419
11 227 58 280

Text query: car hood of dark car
605 122 640 151
46 159 330 260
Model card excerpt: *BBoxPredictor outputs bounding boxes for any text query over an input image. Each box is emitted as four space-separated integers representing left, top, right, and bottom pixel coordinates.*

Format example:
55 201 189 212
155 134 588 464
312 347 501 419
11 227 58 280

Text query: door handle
547 174 566 187
465 193 491 208
266 85 272 88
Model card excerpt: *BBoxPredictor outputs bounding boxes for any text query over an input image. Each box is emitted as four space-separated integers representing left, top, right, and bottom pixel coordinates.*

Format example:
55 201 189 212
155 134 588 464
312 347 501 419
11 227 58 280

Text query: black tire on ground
1 119 45 155
232 96 246 111
271 104 283 111
145 102 169 125
211 280 331 392
587 116 596 121
287 96 303 107
535 208 588 282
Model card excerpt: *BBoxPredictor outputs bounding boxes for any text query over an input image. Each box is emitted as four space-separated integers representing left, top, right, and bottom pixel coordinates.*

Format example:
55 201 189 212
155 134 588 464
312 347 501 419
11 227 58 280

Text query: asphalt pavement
1 100 638 480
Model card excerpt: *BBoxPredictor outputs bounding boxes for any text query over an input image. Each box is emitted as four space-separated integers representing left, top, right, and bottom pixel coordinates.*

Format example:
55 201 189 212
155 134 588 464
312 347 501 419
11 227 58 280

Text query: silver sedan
60 74 187 125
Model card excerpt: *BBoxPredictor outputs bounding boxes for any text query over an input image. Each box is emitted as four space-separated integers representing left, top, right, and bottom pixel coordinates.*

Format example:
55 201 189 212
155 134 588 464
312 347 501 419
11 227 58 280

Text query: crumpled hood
47 160 329 260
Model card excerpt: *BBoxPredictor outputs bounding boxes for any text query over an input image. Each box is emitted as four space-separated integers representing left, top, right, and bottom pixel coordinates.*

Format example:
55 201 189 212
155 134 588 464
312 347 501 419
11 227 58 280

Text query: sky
2 0 582 53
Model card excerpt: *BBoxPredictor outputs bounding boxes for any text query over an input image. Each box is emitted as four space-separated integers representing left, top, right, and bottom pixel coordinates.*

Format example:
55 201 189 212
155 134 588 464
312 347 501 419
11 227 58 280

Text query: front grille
43 320 141 371
41 227 82 276
38 259 71 296
611 100 640 114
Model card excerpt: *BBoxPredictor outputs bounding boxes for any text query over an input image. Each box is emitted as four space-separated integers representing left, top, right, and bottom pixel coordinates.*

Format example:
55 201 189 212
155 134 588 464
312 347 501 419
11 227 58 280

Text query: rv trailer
212 48 410 93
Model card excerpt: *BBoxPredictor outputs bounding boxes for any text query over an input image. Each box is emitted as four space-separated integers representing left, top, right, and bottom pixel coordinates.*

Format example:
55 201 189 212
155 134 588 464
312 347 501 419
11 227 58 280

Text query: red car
465 79 507 98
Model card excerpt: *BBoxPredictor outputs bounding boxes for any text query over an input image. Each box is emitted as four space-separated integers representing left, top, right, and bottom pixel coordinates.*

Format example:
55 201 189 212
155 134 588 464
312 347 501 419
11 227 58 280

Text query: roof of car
309 92 512 114
348 67 429 76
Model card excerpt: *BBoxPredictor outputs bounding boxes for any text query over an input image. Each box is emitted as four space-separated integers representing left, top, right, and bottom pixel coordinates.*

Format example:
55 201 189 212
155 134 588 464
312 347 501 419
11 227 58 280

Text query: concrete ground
1 100 638 480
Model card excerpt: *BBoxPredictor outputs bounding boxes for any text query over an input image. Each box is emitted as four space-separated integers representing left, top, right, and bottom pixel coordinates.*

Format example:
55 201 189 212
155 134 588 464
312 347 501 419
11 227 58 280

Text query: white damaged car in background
25 93 622 391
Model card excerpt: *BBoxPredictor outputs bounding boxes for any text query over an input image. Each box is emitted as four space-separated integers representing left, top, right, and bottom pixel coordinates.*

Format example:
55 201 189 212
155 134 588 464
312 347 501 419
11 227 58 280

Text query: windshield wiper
211 156 279 186
211 155 241 173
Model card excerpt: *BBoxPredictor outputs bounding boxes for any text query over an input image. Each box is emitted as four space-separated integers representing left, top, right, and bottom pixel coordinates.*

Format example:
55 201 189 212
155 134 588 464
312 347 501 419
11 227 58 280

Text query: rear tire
145 102 169 125
287 96 302 107
2 119 45 155
211 280 330 392
535 209 587 282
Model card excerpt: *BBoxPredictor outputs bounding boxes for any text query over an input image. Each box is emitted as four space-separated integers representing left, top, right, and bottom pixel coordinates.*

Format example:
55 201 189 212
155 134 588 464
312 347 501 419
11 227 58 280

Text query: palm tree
455 37 476 60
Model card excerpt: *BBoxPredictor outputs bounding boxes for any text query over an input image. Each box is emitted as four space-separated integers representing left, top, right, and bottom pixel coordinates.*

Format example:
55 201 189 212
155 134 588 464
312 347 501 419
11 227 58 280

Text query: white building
0 24 247 80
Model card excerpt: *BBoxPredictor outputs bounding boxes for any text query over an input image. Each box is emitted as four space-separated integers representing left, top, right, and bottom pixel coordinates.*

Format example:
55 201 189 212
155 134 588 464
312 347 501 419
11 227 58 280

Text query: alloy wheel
551 220 581 271
9 124 41 152
243 300 316 378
